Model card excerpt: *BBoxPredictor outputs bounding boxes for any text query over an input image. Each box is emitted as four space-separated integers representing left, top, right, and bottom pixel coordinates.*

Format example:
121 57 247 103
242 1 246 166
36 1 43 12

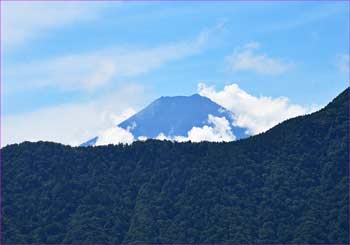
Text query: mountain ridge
2 88 349 244
82 93 249 146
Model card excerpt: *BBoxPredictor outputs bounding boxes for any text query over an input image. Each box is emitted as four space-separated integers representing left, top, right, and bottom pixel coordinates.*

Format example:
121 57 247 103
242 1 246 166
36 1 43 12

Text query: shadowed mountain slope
2 88 349 244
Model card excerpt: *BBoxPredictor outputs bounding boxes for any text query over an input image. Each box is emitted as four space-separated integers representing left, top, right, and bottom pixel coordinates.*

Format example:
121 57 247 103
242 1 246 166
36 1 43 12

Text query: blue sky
2 1 349 145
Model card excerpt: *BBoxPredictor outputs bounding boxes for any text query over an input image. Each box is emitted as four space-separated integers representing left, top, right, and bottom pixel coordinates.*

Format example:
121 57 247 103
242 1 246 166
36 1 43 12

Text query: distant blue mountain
81 94 249 146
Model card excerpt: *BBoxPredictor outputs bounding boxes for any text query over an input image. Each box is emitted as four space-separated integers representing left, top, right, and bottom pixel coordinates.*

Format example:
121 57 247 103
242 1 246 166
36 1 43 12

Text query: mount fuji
81 94 250 146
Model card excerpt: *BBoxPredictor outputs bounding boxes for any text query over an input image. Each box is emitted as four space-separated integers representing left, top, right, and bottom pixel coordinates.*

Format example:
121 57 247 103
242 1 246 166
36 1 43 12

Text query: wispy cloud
262 3 347 32
336 54 349 74
5 23 224 93
2 2 106 50
1 84 146 146
226 42 294 75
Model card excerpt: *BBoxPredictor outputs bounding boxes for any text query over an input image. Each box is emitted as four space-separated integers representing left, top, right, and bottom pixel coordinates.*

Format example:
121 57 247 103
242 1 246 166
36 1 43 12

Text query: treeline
2 88 349 244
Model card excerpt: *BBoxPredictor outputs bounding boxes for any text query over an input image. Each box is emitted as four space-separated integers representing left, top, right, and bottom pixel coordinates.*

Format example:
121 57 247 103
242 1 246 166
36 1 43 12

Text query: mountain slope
81 94 249 146
2 88 349 244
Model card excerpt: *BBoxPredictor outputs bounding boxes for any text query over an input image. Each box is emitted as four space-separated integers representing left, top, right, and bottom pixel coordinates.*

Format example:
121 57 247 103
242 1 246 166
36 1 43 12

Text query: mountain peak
118 93 248 139
156 93 203 101
81 94 249 146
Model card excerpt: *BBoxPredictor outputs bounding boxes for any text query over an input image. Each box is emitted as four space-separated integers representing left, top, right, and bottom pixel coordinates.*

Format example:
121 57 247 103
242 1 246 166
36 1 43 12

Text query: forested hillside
2 89 349 244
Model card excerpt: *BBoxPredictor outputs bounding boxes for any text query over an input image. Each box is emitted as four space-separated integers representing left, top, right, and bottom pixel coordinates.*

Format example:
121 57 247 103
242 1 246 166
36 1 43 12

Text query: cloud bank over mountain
156 114 236 143
198 83 319 135
2 82 320 147
84 83 319 146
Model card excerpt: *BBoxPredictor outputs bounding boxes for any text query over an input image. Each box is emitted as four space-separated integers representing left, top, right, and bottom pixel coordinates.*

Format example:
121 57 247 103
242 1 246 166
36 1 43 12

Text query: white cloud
2 2 105 50
92 113 237 146
156 114 236 143
5 23 222 93
156 133 169 141
110 108 137 125
336 54 349 73
95 127 134 146
2 84 145 146
226 42 294 75
198 83 318 135
138 136 148 141
181 115 235 142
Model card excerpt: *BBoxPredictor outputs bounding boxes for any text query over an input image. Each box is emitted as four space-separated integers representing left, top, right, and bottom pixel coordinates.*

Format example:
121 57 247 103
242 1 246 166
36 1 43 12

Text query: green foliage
2 89 349 244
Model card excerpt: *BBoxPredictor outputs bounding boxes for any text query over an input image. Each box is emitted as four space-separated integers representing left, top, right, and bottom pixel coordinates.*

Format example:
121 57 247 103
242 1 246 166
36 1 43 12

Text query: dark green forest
2 89 349 244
